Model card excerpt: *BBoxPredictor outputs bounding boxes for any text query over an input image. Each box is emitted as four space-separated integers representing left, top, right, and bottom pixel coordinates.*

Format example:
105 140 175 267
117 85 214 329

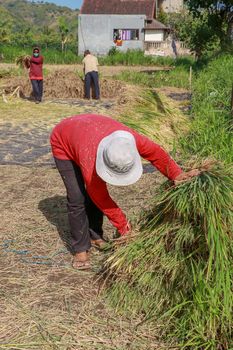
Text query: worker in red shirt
28 47 44 103
50 114 199 269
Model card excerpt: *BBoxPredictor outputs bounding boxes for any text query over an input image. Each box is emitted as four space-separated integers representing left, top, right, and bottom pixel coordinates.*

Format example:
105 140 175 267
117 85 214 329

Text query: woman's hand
174 169 200 185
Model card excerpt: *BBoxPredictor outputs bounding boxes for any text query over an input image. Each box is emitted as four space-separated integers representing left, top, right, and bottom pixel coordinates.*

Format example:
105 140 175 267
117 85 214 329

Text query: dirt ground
0 163 163 350
0 65 188 349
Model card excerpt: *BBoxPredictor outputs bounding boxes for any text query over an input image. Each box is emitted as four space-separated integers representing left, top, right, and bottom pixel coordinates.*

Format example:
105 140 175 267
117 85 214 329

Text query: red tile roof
145 19 168 29
80 0 156 19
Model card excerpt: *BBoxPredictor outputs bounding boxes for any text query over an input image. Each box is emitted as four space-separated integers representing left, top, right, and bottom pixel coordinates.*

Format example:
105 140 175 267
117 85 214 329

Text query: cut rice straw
101 159 233 350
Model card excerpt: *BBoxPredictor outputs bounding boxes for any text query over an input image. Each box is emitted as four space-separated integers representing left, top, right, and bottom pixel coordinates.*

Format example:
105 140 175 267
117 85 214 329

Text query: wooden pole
189 66 192 92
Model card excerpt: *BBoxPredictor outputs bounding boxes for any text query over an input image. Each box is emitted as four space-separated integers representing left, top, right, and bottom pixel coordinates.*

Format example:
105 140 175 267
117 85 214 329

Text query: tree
185 0 233 48
164 10 220 59
14 26 35 47
58 16 70 52
40 26 59 49
0 7 13 43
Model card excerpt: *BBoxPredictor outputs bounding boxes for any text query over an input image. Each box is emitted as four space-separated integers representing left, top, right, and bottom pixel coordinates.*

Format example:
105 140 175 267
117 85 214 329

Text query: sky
42 0 83 10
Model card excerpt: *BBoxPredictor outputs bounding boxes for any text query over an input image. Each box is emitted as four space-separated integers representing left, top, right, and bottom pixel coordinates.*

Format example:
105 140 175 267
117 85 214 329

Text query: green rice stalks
102 160 233 349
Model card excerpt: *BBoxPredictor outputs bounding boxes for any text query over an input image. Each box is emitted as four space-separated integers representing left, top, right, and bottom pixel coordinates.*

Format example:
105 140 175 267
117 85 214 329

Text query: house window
113 29 139 41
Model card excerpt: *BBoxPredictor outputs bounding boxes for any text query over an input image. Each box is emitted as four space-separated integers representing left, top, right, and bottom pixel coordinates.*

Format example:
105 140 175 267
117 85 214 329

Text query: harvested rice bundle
102 160 233 349
119 89 188 150
16 55 31 69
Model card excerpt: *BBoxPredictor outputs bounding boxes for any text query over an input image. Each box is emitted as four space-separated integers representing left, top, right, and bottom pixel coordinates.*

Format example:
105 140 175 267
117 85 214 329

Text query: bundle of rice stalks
15 55 31 69
119 88 188 150
102 160 233 349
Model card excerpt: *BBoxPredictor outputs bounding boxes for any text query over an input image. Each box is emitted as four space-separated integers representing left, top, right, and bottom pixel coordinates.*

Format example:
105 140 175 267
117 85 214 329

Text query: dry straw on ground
1 69 126 100
0 163 166 350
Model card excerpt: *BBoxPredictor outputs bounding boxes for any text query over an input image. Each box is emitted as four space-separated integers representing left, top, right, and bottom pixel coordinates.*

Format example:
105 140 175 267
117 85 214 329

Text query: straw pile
3 69 126 99
102 160 233 349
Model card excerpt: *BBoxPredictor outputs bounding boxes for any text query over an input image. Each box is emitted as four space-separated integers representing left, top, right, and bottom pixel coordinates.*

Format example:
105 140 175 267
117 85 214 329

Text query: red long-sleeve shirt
50 114 182 234
29 55 44 80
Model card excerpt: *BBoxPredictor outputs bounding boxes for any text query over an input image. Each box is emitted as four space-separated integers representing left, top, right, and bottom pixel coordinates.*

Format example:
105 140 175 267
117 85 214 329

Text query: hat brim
96 130 143 186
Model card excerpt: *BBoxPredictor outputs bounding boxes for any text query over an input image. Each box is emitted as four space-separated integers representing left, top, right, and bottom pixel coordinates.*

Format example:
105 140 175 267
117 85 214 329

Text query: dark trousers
31 79 43 101
85 71 100 99
54 158 103 253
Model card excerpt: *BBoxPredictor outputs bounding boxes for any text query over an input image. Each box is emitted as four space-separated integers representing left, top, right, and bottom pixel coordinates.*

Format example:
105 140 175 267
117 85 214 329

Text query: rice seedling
102 160 233 349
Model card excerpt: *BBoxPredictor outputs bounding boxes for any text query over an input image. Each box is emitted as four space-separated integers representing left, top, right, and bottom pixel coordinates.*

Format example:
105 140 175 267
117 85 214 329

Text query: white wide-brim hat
96 130 143 186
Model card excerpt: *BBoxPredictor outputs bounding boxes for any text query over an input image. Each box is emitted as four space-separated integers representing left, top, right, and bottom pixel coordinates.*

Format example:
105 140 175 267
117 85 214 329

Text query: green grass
0 45 195 66
99 49 178 66
111 53 233 161
0 45 81 64
111 55 196 89
113 66 191 89
180 54 233 163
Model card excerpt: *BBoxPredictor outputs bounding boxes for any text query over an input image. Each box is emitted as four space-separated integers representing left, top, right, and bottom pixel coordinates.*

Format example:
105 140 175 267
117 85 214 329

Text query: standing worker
50 114 199 270
28 47 44 104
82 50 100 100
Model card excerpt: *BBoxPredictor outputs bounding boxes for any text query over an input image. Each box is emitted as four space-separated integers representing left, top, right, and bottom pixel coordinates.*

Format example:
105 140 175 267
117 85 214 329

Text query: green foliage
185 0 233 48
107 46 118 56
183 12 220 59
166 10 220 59
58 16 74 52
0 5 14 43
103 161 233 349
0 0 79 49
157 8 168 25
180 54 233 163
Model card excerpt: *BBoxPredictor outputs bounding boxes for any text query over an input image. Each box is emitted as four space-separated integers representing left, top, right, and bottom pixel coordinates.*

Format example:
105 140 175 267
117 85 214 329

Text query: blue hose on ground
0 239 70 267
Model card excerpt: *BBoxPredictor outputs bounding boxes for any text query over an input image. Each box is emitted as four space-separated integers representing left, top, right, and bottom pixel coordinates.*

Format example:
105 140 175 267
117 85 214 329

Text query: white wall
78 14 146 55
145 30 164 42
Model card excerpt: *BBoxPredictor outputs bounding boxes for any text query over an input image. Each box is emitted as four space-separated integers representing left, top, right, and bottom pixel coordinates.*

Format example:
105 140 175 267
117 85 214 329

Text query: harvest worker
82 50 100 100
50 114 199 269
28 47 44 103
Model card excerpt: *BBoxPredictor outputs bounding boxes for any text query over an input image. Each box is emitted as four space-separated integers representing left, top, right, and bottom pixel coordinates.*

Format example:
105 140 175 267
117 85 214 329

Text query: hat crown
96 130 143 186
103 138 135 174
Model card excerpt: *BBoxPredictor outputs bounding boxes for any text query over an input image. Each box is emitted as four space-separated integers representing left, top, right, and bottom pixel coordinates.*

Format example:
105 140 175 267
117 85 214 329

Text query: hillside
0 0 79 32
